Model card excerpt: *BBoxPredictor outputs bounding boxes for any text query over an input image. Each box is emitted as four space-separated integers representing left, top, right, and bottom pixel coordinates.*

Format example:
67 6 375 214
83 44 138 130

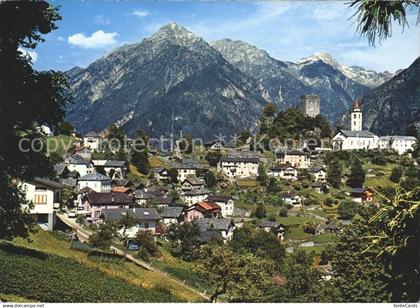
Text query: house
275 150 310 169
133 188 168 206
312 181 329 194
186 201 221 221
92 160 127 179
171 159 208 182
204 140 225 151
182 188 211 206
323 220 341 234
54 163 70 178
60 178 78 188
205 195 235 217
83 131 102 151
82 191 132 221
281 192 302 207
350 188 373 203
112 178 133 188
161 207 185 225
218 156 260 179
74 147 92 161
101 208 161 237
257 221 286 240
268 164 298 180
21 177 64 231
332 100 379 151
379 136 417 155
78 172 112 192
307 166 327 182
152 167 169 182
181 177 205 191
65 154 95 177
197 218 235 242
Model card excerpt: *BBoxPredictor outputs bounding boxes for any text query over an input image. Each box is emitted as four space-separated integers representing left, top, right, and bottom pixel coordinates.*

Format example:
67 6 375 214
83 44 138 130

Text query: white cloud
57 36 65 42
95 15 110 25
133 10 149 17
18 48 38 62
68 30 118 48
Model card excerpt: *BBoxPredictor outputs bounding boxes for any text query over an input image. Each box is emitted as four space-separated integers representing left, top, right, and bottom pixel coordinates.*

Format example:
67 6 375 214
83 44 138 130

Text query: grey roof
102 208 160 221
66 154 91 165
196 230 223 243
54 163 67 175
161 207 184 218
32 177 64 189
85 131 101 138
171 159 207 170
308 166 326 173
134 188 166 199
60 178 77 187
339 130 377 138
206 195 232 203
104 160 126 168
258 220 283 229
276 149 309 157
220 156 259 163
113 178 133 187
182 178 205 186
351 187 369 194
78 172 111 181
153 167 167 173
184 188 211 196
197 218 234 231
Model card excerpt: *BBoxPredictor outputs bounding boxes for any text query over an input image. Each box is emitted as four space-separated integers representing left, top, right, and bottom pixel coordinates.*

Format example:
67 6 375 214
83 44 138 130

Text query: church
332 100 379 151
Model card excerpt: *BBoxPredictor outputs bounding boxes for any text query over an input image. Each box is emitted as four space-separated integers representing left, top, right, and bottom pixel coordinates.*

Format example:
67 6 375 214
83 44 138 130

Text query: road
56 212 210 301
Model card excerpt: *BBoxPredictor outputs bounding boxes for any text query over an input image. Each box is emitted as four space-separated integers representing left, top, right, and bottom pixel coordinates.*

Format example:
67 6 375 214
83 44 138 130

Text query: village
19 95 418 285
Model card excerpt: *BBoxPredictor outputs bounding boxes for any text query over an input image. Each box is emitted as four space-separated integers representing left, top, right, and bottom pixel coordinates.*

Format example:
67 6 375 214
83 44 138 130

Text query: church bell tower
351 99 362 131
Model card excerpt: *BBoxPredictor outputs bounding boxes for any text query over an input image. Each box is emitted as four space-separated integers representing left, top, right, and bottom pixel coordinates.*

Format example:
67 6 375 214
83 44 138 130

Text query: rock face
67 23 399 137
66 23 265 138
340 56 420 135
212 41 390 122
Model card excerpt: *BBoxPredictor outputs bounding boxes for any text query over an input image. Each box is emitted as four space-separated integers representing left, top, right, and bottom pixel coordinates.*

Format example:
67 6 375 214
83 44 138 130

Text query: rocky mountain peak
149 22 208 51
298 52 341 70
212 39 272 64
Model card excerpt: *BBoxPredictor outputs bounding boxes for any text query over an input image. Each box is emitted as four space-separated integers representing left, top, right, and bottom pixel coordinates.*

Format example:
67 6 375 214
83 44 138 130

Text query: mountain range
66 22 417 138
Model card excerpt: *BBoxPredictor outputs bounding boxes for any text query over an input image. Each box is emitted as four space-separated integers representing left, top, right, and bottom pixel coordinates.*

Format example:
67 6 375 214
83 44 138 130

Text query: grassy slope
46 135 79 157
9 231 204 302
0 242 175 303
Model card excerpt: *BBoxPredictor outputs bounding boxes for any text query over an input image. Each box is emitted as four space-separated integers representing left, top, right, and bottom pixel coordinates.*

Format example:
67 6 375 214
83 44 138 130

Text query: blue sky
31 1 419 73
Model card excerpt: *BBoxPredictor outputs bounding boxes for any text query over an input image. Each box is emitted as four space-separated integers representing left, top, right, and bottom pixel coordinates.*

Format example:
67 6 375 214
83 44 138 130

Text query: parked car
68 210 77 218
127 243 139 251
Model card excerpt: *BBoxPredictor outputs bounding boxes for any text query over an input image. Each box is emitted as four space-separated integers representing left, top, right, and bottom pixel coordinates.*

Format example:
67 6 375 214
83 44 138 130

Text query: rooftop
339 130 377 138
161 207 184 218
85 191 132 205
102 208 160 221
79 172 112 181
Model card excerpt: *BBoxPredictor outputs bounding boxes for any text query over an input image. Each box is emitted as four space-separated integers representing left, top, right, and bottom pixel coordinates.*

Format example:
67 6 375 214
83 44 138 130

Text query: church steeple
351 99 362 131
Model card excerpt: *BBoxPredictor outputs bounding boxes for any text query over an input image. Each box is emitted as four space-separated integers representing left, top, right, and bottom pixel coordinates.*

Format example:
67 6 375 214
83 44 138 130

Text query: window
144 223 149 229
34 194 47 204
353 114 356 119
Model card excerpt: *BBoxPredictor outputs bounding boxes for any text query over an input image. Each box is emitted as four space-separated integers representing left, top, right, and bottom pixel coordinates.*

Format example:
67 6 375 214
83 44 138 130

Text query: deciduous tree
0 1 70 239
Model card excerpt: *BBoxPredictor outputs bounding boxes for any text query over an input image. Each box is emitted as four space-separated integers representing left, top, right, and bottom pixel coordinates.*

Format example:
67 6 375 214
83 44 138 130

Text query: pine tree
327 158 342 188
347 159 366 188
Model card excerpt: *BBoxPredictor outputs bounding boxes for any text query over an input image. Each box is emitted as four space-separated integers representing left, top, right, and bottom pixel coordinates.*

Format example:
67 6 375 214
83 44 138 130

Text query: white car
68 210 77 218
